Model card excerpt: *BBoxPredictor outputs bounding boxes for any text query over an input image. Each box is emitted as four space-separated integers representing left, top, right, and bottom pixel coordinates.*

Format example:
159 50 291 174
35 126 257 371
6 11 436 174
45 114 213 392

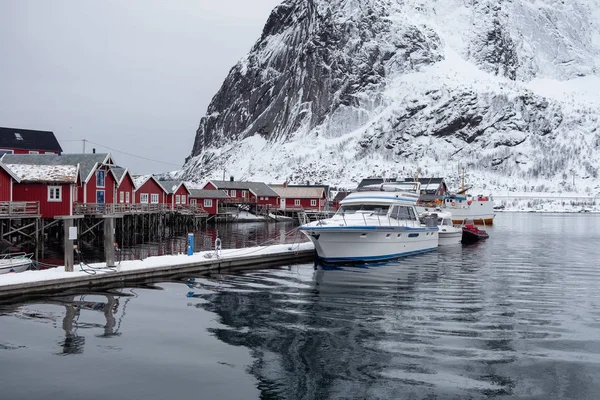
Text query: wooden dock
0 244 315 302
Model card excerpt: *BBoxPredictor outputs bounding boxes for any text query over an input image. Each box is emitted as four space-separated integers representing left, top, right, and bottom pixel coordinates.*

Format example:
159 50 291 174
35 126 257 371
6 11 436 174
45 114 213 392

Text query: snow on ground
0 242 314 288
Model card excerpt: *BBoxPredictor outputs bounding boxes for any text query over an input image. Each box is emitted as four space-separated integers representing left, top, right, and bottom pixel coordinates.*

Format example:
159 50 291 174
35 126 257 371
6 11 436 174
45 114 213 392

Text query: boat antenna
461 167 465 192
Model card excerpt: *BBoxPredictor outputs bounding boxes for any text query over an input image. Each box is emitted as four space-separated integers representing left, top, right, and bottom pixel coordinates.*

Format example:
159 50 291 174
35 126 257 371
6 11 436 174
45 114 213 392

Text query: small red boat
462 223 489 244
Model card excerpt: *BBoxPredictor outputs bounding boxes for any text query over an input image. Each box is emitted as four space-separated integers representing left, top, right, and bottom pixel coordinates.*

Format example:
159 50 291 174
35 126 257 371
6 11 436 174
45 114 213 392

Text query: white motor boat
299 188 438 263
421 210 462 246
0 253 33 274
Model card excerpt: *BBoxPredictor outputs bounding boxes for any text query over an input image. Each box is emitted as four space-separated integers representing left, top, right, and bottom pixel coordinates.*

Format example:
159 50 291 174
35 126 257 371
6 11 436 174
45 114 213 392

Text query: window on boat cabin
295 199 301 206
120 191 124 203
126 192 130 203
204 199 212 208
151 194 159 204
140 193 149 204
96 170 105 188
311 199 317 206
231 189 237 197
176 195 181 204
390 205 416 220
48 186 62 202
338 204 389 215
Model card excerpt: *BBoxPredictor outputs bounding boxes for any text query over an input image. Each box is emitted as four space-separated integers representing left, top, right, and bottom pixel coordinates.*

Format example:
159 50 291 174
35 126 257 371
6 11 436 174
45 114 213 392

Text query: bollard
187 233 194 256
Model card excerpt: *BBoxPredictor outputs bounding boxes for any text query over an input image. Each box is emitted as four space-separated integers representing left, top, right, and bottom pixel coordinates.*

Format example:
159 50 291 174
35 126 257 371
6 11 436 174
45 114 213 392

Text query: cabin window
140 194 149 204
231 189 237 197
311 199 317 206
408 233 419 238
0 149 13 156
181 195 186 204
120 191 124 203
295 199 301 206
151 194 159 204
126 192 130 203
96 170 105 188
190 199 197 206
242 190 247 198
176 195 181 204
259 197 263 200
48 186 62 202
265 197 268 200
29 151 39 154
204 199 213 208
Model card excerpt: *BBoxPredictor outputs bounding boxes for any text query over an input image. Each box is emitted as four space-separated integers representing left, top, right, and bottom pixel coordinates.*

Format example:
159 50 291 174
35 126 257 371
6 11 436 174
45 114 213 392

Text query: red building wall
85 166 115 204
203 182 279 207
135 179 166 204
117 174 136 204
0 168 12 201
9 149 59 155
190 197 219 215
283 197 325 210
13 183 73 218
167 185 190 207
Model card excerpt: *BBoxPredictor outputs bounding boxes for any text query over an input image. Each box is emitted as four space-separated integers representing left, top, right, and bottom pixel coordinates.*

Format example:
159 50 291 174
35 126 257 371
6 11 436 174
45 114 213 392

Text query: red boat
462 223 489 244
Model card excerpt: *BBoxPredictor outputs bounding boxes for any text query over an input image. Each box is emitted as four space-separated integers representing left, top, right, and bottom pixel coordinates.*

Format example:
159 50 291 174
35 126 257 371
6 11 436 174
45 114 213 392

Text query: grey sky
0 0 282 175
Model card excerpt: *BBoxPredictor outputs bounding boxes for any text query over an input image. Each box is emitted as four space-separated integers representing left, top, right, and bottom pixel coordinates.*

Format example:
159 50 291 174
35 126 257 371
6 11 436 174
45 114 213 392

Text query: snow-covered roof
271 186 324 198
2 153 112 183
208 180 279 197
6 164 78 183
132 174 152 188
158 180 191 194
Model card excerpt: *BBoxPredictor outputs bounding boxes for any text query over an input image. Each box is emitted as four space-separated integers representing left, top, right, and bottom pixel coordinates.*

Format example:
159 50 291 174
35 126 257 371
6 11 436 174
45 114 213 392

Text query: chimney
230 176 234 182
92 148 96 154
283 181 287 188
306 180 309 186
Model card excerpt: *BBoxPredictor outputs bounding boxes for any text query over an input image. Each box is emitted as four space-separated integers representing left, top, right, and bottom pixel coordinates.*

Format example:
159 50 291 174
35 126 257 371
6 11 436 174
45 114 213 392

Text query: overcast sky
0 0 282 174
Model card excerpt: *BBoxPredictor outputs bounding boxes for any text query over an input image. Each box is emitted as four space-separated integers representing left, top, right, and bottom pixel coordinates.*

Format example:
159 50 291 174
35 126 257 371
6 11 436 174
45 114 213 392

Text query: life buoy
451 201 456 207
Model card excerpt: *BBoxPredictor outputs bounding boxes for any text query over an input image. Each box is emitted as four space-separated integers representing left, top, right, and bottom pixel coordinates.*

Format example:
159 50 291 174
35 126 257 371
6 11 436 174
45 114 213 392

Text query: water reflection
49 291 136 355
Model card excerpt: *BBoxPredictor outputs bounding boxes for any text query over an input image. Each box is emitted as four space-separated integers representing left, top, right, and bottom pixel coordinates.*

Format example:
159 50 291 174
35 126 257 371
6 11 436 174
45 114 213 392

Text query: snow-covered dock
0 243 315 301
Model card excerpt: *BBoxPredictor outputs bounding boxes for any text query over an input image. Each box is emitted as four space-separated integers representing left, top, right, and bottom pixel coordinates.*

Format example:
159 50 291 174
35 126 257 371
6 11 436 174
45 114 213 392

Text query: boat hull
438 230 462 246
0 260 31 275
300 226 438 262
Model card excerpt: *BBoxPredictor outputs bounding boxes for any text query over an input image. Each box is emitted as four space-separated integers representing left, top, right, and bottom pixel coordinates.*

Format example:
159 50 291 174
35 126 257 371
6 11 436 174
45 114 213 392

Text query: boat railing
335 212 421 228
0 252 33 260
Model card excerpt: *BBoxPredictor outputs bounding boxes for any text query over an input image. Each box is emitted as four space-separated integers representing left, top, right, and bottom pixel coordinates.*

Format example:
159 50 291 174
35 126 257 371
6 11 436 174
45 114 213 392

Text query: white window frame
175 195 181 204
294 199 301 206
126 192 130 203
259 197 263 200
242 190 247 198
96 170 105 188
265 196 268 200
311 199 317 206
29 151 39 154
181 195 186 204
151 193 159 204
140 193 149 204
190 198 197 206
204 199 213 208
231 189 237 197
48 186 62 202
120 191 124 203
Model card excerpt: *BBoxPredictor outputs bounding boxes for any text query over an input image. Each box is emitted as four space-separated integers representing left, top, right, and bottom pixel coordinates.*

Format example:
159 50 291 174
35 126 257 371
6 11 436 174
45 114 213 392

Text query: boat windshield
337 204 390 216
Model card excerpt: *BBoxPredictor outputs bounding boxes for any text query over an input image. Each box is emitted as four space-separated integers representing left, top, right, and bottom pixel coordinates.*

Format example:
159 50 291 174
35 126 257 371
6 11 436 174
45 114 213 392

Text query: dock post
104 217 115 268
62 218 75 272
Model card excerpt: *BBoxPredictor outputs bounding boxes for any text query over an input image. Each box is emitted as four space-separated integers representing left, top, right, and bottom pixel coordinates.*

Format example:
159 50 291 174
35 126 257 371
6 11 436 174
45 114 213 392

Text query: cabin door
281 198 286 210
96 190 105 204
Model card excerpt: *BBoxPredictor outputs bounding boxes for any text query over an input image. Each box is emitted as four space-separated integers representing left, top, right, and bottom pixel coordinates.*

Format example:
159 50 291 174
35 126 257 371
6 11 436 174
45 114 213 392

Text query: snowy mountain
178 0 600 195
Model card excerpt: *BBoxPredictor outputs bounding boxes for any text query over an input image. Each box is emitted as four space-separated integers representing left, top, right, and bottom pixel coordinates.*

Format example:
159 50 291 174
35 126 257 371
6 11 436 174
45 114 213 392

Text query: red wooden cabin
1 153 117 207
0 127 63 156
188 189 230 215
203 179 279 208
133 175 167 205
7 163 79 218
159 180 192 209
271 185 328 211
111 167 136 204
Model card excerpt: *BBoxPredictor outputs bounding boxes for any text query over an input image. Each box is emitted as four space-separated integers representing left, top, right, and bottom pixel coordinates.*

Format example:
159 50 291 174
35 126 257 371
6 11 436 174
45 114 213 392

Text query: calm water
2 213 600 399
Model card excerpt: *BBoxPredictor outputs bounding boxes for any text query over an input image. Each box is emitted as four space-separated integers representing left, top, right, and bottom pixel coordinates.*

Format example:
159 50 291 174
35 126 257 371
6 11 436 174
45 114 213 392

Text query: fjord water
2 213 600 400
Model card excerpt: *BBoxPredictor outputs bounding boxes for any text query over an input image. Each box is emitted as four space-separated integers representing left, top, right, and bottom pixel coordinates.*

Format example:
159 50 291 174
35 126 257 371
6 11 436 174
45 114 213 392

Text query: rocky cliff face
180 0 600 194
